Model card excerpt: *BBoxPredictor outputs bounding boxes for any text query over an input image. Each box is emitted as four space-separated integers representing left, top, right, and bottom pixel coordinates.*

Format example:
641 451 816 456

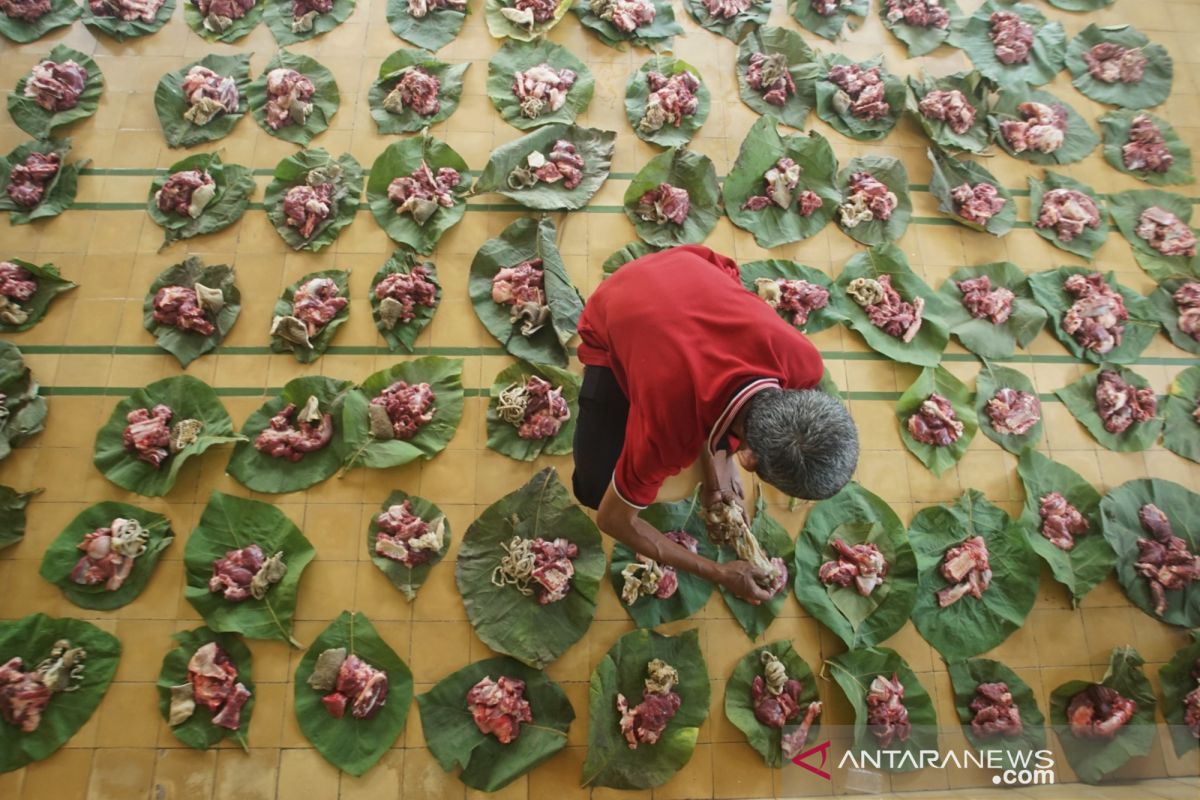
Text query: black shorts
571 365 629 510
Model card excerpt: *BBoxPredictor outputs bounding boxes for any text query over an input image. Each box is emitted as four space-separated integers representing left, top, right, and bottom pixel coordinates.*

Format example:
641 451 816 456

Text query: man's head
737 388 859 500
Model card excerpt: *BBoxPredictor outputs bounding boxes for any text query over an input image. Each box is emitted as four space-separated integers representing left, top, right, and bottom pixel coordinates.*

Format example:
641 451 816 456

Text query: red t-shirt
576 245 825 507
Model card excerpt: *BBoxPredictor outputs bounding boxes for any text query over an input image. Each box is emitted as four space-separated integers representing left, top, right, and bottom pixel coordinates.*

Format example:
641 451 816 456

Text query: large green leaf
989 88 1098 165
39 502 172 611
787 0 865 41
974 362 1043 454
581 628 709 789
82 0 174 40
1159 631 1200 758
485 360 579 461
724 640 821 768
0 258 75 334
681 0 768 42
265 0 356 44
623 147 720 247
0 0 78 43
485 0 570 40
366 134 469 254
1016 449 1113 607
794 482 918 649
571 0 682 49
155 54 251 149
1028 267 1159 364
926 147 1014 237
937 263 1046 361
369 49 468 134
735 26 819 130
815 54 904 142
946 658 1047 758
1055 366 1164 452
156 627 255 750
1100 110 1193 187
339 356 464 471
457 468 604 669
718 491 797 639
0 614 120 773
472 124 615 211
184 491 315 646
0 341 46 462
366 490 449 600
834 244 947 367
1163 365 1200 462
0 138 87 225
723 118 839 248
624 56 710 147
1027 171 1109 261
247 50 340 146
486 39 593 130
142 257 241 368
958 1 1065 88
0 485 40 551
8 46 102 139
1101 478 1200 627
268 269 350 363
226 376 356 494
184 0 263 41
93 376 242 497
1107 189 1200 281
827 646 938 772
1067 25 1172 109
834 156 912 246
418 656 573 791
602 241 662 275
1151 278 1200 355
146 153 255 248
906 70 992 154
294 612 413 776
370 251 440 353
896 365 978 477
387 0 465 50
881 0 960 56
467 215 583 367
608 486 717 629
1049 646 1156 784
264 148 363 252
739 258 847 335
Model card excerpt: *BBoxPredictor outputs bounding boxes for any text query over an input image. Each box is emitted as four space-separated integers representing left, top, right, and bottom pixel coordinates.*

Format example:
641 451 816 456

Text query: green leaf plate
571 0 681 49
788 0 866 41
146 153 255 248
486 39 593 130
1107 189 1200 281
937 263 1046 360
1055 366 1164 451
184 0 263 41
896 365 977 477
906 70 992 154
815 54 905 142
958 1 1065 88
926 147 1015 236
0 0 78 43
624 146 720 247
974 362 1044 454
624 56 710 147
1027 171 1109 261
264 0 356 44
947 657 1047 758
484 0 570 40
1028 267 1159 364
269 269 351 362
247 50 340 146
0 341 46 461
1159 631 1200 758
0 258 75 334
369 48 469 134
1162 364 1200 462
990 88 1097 165
370 251 441 352
156 627 255 749
739 258 847 335
472 124 615 211
1100 110 1193 187
366 490 449 600
724 640 821 768
834 156 912 246
718 491 798 639
264 148 363 252
485 359 579 461
155 54 252 149
387 0 465 50
1067 24 1172 109
366 133 469 254
8 45 102 139
881 0 961 56
0 484 40 551
735 26 819 130
82 0 174 40
0 138 87 224
142 257 241 368
682 0 768 42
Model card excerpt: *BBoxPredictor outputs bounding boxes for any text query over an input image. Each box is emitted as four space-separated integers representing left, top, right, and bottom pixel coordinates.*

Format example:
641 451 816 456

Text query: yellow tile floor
1 0 1199 798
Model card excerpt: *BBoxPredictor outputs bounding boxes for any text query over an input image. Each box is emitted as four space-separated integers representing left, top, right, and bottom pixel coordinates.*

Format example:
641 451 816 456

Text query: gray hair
742 388 858 500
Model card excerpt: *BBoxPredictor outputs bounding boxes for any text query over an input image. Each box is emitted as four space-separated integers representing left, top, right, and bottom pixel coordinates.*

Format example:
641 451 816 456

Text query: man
572 245 859 604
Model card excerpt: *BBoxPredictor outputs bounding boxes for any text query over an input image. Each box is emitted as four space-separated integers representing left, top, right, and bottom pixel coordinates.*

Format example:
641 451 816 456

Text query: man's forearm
601 506 724 583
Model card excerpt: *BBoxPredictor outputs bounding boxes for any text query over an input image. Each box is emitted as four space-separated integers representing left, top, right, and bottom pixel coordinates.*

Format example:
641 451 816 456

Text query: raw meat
506 140 585 191
512 63 577 120
466 676 532 744
1135 503 1200 616
152 283 221 337
700 0 751 18
69 517 149 592
208 543 288 602
907 393 964 447
587 0 654 32
956 276 1014 324
1038 491 1089 551
368 380 435 440
1083 43 1147 84
321 654 389 720
827 64 891 121
999 102 1067 155
618 529 696 604
5 151 60 209
866 673 910 747
985 388 1041 436
1067 685 1136 739
263 68 315 131
0 262 37 304
253 396 335 460
179 642 250 731
292 277 347 338
917 89 976 135
1034 188 1101 242
405 0 465 17
1172 282 1200 342
496 375 571 439
754 278 830 327
638 71 700 133
491 258 549 336
1 0 52 20
616 659 681 749
499 0 558 29
23 60 88 113
0 659 52 732
1183 659 1200 740
988 10 1033 65
636 183 690 225
491 535 579 604
386 162 462 226
1122 114 1174 174
1062 273 1129 356
181 66 240 127
846 274 923 342
745 52 795 107
154 169 216 219
752 652 806 727
290 0 331 32
123 404 173 467
374 501 444 567
1095 369 1157 434
704 500 787 595
1134 205 1197 258
811 0 849 14
839 171 897 228
970 682 1023 737
88 0 164 21
282 182 333 240
819 538 888 596
950 183 1006 227
374 266 437 329
936 535 992 607
383 68 441 117
193 0 255 32
740 158 823 216
885 0 949 29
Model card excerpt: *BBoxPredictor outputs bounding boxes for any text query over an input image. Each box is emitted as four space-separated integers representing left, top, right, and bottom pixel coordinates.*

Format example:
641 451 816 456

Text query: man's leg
571 365 630 510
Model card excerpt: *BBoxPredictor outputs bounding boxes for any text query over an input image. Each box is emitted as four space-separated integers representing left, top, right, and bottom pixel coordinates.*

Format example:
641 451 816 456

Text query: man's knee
571 468 606 511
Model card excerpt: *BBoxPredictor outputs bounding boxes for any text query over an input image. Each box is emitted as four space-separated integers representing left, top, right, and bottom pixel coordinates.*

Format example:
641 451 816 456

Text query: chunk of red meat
466 676 532 744
512 375 571 440
1173 282 1200 342
374 266 437 326
885 0 949 29
188 642 239 712
819 538 889 596
194 0 255 19
989 11 1033 65
1035 188 1101 242
88 0 164 21
907 393 964 447
387 163 462 225
253 402 334 461
122 404 172 468
970 682 1023 737
406 0 466 15
1083 43 1147 84
0 657 51 733
751 675 804 728
323 655 389 720
639 70 700 131
491 259 545 308
321 692 347 718
385 68 441 117
1062 273 1129 356
23 60 88 113
0 262 37 303
154 169 215 218
283 183 333 240
700 0 751 18
985 388 1041 436
181 66 240 122
1135 503 1200 616
293 277 347 337
951 182 1007 227
264 68 315 130
1122 114 1174 174
211 682 250 730
512 63 576 119
936 535 992 608
375 500 441 567
207 543 265 601
153 285 215 336
759 278 830 327
1135 205 1197 258
1095 369 1157 434
956 276 1015 324
741 157 810 213
917 89 976 134
636 183 690 225
1038 492 1089 551
1 0 52 20
827 64 891 121
1067 685 1137 739
866 673 911 747
6 152 60 209
811 0 845 15
745 52 796 107
1000 102 1067 154
590 0 655 32
617 689 682 748
292 0 332 22
841 171 898 225
70 526 135 591
528 537 578 604
370 380 435 440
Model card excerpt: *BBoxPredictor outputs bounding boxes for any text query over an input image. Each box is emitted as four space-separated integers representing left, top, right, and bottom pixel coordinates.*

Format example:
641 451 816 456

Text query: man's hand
719 560 773 605
701 447 745 510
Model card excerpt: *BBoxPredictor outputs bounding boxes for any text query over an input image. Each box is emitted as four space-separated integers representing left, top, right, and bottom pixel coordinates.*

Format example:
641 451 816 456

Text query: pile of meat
839 172 897 228
811 0 850 15
496 375 571 440
193 0 255 33
375 265 437 329
466 676 532 744
1135 503 1200 617
951 183 1006 227
405 0 465 17
1 0 52 21
23 60 88 113
263 68 315 131
619 529 695 604
1135 206 1197 258
917 89 976 135
208 544 287 602
827 64 891 121
1183 659 1200 740
985 388 1041 436
957 276 1014 325
745 52 795 108
167 642 251 731
988 10 1033 65
290 0 331 32
866 673 911 747
70 517 149 592
1173 282 1200 342
506 140 585 191
1095 369 1157 434
755 278 830 328
819 537 888 596
752 651 822 759
368 380 435 441
154 169 216 219
845 275 923 342
88 0 164 22
1067 684 1137 739
1083 43 1147 84
0 640 86 733
1038 492 1089 551
636 183 690 225
374 501 444 567
1062 273 1129 356
308 649 389 720
492 258 550 336
512 63 576 120
969 682 1022 737
638 71 701 134
0 261 37 327
283 181 333 240
498 0 558 29
907 393 965 447
6 151 60 209
123 404 203 468
491 535 579 604
884 0 949 29
699 0 751 18
182 65 240 127
936 536 992 608
383 68 441 118
1034 188 1101 242
387 162 462 226
1000 102 1067 155
617 659 682 749
272 276 347 349
1122 114 1174 174
740 158 824 216
587 0 655 32
253 395 335 460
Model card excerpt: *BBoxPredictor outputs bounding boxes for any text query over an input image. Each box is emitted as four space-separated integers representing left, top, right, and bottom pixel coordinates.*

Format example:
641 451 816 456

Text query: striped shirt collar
707 378 780 455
